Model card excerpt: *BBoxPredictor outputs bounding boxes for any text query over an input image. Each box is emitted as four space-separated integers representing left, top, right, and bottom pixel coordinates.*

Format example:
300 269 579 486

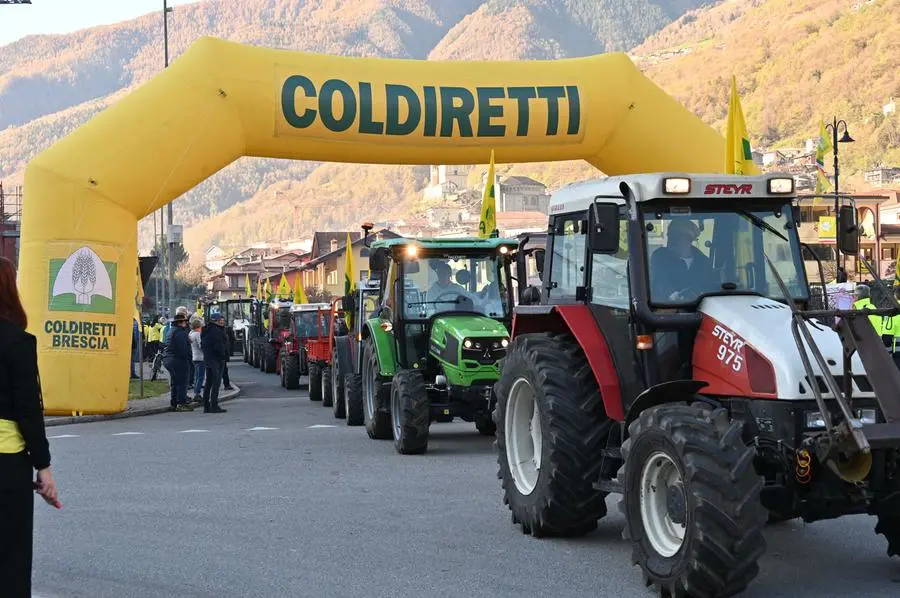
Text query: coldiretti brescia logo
48 246 117 315
277 72 583 143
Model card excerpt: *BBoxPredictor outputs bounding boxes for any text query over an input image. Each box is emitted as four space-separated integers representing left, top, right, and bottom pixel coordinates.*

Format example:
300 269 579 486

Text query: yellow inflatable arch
20 37 723 415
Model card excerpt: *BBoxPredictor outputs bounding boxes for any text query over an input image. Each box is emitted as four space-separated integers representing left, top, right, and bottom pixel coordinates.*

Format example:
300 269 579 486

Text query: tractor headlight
501 338 509 348
856 408 877 424
805 411 827 429
464 339 473 349
768 177 794 194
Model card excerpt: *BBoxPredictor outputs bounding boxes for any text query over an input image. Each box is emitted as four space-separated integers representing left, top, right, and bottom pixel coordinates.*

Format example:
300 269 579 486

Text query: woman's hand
36 466 61 508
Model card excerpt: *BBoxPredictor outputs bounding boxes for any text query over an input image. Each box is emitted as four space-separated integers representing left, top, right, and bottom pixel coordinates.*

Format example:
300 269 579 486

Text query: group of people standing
135 306 233 414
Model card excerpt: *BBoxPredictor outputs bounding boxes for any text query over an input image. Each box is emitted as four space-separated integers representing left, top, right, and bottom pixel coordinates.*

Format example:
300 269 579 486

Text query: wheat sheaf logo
48 246 116 314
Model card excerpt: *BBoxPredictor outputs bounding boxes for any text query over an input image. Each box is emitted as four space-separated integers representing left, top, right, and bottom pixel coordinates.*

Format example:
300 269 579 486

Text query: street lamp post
824 116 854 273
163 0 176 314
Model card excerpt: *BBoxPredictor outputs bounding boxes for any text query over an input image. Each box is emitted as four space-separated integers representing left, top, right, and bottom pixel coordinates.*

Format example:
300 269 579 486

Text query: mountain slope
633 0 900 178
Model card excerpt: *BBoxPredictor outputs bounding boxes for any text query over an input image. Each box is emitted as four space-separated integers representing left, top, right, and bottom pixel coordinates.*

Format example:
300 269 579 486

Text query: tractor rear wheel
263 343 277 374
391 370 429 454
283 354 300 390
345 374 363 426
243 339 249 363
309 363 322 402
362 338 392 440
495 333 613 537
321 367 333 407
332 353 346 419
279 350 286 387
620 403 766 598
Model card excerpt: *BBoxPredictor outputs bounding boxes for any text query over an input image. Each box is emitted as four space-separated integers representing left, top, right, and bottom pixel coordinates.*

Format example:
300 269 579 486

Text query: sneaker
175 404 194 412
223 385 234 391
190 396 202 406
207 407 228 414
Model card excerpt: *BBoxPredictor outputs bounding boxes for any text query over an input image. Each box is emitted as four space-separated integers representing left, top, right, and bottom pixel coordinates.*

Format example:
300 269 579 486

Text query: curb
44 385 243 427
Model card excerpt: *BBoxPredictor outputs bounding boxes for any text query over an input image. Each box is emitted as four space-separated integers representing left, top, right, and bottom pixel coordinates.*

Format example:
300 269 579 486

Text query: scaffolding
0 182 22 267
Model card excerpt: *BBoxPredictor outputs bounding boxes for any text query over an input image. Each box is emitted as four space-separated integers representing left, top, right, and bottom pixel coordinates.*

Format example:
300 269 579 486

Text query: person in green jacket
852 284 884 336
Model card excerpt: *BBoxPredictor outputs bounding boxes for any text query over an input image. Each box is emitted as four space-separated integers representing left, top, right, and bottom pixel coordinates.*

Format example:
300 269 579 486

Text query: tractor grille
800 374 874 396
462 337 507 365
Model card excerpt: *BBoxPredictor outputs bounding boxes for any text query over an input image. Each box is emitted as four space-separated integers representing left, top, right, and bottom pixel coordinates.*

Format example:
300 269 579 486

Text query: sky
0 0 204 46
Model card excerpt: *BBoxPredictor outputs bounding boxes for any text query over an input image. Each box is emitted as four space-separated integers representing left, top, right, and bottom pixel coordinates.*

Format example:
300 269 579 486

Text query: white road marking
307 424 336 429
178 429 208 433
246 426 278 431
112 432 144 436
48 434 80 439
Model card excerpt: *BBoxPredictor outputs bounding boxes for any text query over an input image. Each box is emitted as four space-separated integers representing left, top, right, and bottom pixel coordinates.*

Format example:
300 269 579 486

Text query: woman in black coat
0 256 60 596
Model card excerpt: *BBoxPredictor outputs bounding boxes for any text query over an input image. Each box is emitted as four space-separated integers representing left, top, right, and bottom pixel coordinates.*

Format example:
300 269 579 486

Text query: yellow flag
724 77 760 176
478 150 497 238
293 274 309 304
134 266 144 324
264 277 273 300
245 273 252 298
256 276 262 298
813 120 833 204
277 273 291 299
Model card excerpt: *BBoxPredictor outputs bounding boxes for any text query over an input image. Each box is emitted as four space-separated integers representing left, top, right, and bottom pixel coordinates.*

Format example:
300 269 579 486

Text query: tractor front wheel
279 350 286 387
309 363 322 402
263 343 277 374
620 403 767 598
876 510 900 558
283 353 300 390
331 353 345 419
344 373 364 426
391 370 429 454
321 367 333 407
362 338 392 440
495 333 613 537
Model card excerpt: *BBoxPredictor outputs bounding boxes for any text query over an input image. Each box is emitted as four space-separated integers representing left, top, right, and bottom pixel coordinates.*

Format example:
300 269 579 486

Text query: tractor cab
495 172 900 597
361 235 517 453
206 298 252 355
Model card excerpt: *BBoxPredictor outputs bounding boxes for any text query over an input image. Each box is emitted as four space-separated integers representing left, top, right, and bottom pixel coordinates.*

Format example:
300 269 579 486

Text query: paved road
32 362 900 597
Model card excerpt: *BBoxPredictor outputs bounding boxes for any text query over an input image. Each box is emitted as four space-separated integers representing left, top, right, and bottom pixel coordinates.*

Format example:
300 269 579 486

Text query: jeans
203 360 223 410
165 358 189 407
193 360 206 396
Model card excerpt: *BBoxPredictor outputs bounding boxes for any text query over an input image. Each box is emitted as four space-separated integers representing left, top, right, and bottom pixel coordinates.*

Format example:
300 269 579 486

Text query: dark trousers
222 360 230 388
0 453 34 597
165 359 189 407
203 360 223 410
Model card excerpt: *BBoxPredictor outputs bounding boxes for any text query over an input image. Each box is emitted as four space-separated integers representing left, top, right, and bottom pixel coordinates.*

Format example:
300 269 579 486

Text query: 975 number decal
712 324 745 372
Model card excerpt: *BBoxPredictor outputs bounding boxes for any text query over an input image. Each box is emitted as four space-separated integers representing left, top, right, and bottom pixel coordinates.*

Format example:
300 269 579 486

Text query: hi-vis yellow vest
854 298 884 336
0 419 25 453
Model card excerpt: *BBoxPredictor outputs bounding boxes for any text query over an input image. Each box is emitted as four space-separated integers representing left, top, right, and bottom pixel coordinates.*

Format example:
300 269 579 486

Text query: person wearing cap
163 313 193 412
201 313 229 414
426 260 467 302
650 218 716 302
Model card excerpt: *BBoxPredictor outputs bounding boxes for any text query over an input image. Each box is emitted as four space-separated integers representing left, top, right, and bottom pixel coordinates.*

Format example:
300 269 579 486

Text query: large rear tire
620 403 766 597
332 353 346 419
309 363 322 402
263 343 277 374
362 338 392 440
391 370 429 455
283 353 300 390
495 333 613 537
322 367 333 407
876 511 900 557
345 373 364 426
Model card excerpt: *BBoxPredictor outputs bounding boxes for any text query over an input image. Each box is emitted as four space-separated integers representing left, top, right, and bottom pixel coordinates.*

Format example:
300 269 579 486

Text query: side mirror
533 249 546 280
521 286 541 305
369 247 388 272
838 205 859 256
405 260 420 274
591 202 621 253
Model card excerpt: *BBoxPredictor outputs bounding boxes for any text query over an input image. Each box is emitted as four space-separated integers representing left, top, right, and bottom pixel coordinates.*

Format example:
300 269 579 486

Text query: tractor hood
696 296 873 401
431 314 509 341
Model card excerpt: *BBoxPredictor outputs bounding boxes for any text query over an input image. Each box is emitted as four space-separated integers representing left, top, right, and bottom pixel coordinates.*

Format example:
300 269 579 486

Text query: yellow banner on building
819 215 836 241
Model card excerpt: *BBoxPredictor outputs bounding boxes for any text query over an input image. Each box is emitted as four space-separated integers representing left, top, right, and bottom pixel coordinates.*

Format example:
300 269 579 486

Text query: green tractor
360 234 517 454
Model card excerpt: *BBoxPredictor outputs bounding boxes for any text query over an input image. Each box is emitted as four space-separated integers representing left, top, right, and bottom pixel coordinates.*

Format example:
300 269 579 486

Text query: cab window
548 214 586 300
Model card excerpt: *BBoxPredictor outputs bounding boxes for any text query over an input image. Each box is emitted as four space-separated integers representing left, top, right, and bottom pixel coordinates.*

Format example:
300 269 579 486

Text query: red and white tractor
494 173 900 597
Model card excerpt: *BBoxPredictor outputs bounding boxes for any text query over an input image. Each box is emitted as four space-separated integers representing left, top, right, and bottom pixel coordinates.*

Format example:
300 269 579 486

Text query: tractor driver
427 261 468 304
649 218 716 303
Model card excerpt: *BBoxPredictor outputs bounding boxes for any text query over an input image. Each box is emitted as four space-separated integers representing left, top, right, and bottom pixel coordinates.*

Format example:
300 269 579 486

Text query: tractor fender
363 320 397 378
334 335 353 374
624 380 716 429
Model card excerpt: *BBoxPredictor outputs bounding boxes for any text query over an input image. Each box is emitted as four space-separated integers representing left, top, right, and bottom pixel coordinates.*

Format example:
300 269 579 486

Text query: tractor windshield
643 203 807 306
401 253 510 320
293 311 328 338
273 306 292 331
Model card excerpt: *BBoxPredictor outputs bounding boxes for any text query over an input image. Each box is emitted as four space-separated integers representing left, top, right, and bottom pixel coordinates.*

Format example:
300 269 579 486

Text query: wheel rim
505 377 542 496
364 358 375 420
639 451 686 558
322 370 328 399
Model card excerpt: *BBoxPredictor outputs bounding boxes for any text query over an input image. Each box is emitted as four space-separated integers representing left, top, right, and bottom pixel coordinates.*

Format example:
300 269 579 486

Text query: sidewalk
45 383 242 427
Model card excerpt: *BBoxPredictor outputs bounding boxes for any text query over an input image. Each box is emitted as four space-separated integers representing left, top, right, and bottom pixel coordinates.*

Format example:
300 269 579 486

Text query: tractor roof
548 172 796 216
290 303 331 312
371 237 518 252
